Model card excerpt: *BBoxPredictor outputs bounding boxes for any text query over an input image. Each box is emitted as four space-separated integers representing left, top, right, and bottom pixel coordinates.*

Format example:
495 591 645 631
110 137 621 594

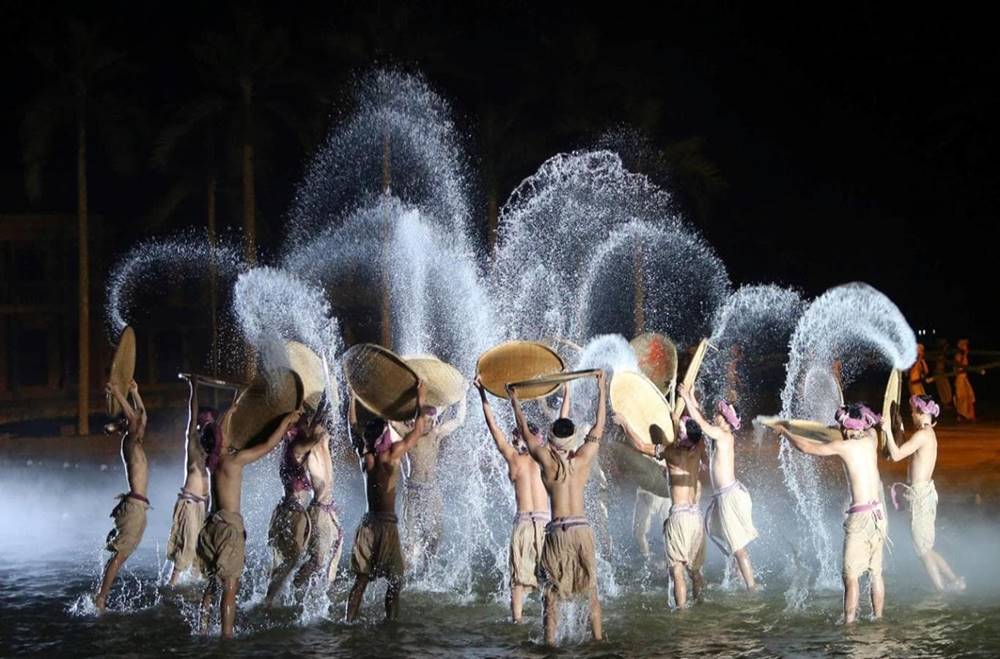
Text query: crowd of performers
908 339 978 422
95 362 964 644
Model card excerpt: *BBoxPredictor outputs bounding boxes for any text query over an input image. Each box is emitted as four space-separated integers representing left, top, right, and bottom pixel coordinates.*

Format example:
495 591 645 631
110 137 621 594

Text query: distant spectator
933 339 953 410
908 343 929 397
954 339 976 422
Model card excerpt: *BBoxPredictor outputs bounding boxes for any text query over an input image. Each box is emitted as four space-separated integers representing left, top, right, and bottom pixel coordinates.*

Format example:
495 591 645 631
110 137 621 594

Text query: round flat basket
404 356 467 409
343 343 419 421
476 340 564 400
223 367 303 450
286 341 329 411
610 370 675 446
107 326 137 416
759 417 842 444
630 332 677 393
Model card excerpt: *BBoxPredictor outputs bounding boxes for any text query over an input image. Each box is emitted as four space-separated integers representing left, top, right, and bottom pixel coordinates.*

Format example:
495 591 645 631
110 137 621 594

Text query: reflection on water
3 460 999 657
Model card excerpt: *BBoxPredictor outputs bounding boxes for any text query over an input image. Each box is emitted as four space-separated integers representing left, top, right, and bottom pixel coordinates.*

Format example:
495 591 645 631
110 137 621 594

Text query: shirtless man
475 376 549 623
95 379 149 612
679 383 757 590
508 371 606 646
882 394 964 592
393 394 467 575
776 403 886 623
345 382 429 623
264 412 318 606
618 408 706 609
198 405 302 638
292 396 343 596
167 376 212 586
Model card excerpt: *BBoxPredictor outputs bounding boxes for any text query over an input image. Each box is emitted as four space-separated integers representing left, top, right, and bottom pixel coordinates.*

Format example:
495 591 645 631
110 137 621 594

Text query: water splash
777 282 917 604
289 69 471 244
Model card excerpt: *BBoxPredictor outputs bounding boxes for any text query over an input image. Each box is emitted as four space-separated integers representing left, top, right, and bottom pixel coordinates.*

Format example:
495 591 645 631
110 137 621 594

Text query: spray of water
776 282 917 605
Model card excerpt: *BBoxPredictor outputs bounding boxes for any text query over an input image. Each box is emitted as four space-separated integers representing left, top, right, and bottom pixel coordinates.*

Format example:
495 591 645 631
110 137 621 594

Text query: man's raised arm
614 412 657 457
678 383 727 442
237 410 302 465
476 377 514 462
576 370 607 461
881 417 923 462
389 381 429 460
776 423 840 457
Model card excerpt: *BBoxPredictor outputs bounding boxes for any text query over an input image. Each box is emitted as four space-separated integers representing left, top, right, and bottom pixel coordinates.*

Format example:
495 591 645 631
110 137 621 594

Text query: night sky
2 2 996 344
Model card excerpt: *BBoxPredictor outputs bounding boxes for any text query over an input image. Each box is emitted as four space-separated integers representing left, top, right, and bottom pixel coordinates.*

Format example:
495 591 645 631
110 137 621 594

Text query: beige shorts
197 510 246 582
843 510 886 578
707 483 758 555
540 519 596 596
906 481 938 557
665 508 706 570
350 514 405 581
509 517 545 589
268 498 311 567
106 495 149 557
306 502 344 575
166 494 206 572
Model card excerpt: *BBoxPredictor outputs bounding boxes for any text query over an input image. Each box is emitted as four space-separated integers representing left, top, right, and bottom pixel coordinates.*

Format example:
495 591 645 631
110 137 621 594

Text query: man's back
365 453 401 514
541 449 593 518
511 453 548 513
666 444 702 507
907 427 938 484
837 433 881 505
122 430 149 496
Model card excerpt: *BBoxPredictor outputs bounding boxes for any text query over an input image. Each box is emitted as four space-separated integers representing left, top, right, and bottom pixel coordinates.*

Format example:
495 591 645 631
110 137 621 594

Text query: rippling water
3 460 999 657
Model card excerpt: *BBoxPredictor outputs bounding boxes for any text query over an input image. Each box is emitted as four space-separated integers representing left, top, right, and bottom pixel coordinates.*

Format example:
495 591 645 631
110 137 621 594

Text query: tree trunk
77 96 90 435
207 174 218 375
241 77 256 265
633 246 645 336
379 130 392 348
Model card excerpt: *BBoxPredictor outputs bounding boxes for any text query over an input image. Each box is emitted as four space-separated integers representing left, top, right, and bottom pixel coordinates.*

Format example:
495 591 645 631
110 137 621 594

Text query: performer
775 403 886 623
393 393 467 575
678 383 757 590
197 404 301 638
954 339 976 422
167 376 212 586
264 411 320 606
618 408 706 608
933 339 953 410
292 396 343 595
909 343 929 397
475 376 549 622
508 371 606 646
345 383 430 623
95 380 149 612
882 395 965 592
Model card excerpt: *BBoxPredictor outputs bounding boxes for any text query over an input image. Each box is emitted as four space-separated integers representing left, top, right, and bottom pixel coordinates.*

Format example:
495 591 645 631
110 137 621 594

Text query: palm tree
20 20 137 435
189 8 319 264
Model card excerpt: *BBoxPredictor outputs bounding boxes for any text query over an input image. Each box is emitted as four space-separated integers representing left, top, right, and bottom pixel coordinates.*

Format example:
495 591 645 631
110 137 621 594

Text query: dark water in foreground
3 553 998 657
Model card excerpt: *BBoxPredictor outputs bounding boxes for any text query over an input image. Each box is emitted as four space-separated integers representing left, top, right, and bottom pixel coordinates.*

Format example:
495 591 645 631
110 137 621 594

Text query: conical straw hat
630 332 677 393
758 416 842 444
343 343 419 421
610 370 675 446
476 340 564 400
223 367 303 450
403 356 467 409
881 369 902 451
673 338 709 416
107 326 136 416
285 341 328 411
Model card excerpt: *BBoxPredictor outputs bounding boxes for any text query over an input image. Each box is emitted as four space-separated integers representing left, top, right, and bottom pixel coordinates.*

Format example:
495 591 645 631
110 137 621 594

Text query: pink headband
716 400 741 431
835 404 881 431
909 395 940 418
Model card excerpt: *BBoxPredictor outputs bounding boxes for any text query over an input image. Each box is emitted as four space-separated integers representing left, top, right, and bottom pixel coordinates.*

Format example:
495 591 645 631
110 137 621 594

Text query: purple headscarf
910 394 940 418
835 403 881 431
716 400 742 431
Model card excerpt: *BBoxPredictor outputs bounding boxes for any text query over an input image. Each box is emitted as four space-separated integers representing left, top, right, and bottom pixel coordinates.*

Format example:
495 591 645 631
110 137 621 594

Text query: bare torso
121 428 149 497
307 435 335 505
837 431 882 505
906 427 938 484
541 450 592 518
665 443 703 507
210 453 244 513
405 430 442 483
364 453 402 515
709 433 736 490
509 453 549 513
181 430 208 497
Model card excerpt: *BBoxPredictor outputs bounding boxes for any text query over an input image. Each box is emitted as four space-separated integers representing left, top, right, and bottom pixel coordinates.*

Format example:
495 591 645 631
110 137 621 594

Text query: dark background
1 1 996 345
